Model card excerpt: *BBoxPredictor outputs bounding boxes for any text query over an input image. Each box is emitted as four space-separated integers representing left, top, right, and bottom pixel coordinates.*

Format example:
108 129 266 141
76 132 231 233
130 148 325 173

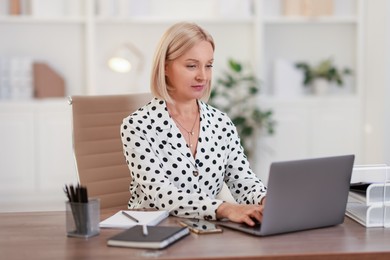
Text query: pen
63 184 88 203
121 211 139 223
143 225 148 236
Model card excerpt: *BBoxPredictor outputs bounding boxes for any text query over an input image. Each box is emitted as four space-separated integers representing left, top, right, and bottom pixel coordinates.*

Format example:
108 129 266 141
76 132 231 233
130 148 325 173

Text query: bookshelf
0 0 258 97
0 0 382 210
256 0 363 96
252 0 365 183
0 0 363 97
0 0 258 211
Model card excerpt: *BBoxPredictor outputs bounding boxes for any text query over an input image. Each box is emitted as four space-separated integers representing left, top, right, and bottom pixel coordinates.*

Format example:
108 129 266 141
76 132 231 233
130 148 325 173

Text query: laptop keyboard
239 222 262 230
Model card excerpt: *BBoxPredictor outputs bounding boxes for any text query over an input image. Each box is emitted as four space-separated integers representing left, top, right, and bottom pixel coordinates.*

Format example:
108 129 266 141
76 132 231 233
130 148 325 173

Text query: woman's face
165 40 214 102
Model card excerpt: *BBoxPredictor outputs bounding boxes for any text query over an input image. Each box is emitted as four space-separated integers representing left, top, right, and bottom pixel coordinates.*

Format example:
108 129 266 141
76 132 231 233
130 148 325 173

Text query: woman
121 22 266 226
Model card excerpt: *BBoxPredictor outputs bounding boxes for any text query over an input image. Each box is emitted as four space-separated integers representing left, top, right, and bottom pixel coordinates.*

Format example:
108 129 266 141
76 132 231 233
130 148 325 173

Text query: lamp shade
108 57 132 73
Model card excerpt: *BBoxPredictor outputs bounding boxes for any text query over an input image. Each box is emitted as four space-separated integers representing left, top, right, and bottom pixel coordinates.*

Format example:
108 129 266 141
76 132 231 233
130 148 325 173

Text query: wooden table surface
1 207 390 260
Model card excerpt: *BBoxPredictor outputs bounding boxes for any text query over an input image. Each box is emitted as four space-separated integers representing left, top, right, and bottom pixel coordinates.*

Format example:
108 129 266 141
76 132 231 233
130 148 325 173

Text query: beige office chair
69 93 152 209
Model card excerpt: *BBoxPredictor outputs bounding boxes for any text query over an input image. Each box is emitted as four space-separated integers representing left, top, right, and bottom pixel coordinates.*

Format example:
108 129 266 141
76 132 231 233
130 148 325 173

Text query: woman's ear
164 62 169 76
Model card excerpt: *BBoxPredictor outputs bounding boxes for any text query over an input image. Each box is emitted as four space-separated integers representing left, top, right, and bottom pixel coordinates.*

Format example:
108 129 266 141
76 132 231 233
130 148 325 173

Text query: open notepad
100 210 169 228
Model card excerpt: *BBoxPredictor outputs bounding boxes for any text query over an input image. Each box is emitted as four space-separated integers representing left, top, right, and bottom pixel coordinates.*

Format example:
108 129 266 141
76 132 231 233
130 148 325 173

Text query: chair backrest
69 93 152 209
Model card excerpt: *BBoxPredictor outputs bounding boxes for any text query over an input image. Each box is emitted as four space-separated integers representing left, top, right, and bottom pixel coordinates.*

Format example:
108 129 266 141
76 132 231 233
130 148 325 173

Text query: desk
1 208 390 260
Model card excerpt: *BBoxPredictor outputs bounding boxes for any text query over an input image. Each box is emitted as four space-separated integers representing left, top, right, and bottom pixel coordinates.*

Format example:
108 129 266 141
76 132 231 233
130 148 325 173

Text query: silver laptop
217 154 355 236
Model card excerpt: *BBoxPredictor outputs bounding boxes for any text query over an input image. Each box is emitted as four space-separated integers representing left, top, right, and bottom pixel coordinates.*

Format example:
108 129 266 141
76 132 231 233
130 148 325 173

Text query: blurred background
0 0 389 212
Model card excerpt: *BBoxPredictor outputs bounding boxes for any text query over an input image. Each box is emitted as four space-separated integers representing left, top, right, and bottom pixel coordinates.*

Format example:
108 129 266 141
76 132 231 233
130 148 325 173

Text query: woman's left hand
216 202 264 226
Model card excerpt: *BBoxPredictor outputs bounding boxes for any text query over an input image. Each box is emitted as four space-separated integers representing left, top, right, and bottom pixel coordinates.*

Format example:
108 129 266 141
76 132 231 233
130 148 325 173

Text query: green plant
295 58 352 86
209 58 275 158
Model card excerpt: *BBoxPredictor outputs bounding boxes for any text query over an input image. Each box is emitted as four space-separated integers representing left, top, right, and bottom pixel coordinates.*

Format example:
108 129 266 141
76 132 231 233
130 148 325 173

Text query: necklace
172 109 199 148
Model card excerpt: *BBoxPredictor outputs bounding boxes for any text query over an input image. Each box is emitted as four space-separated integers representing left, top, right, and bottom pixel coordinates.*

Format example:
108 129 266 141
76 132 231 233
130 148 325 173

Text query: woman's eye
186 64 213 69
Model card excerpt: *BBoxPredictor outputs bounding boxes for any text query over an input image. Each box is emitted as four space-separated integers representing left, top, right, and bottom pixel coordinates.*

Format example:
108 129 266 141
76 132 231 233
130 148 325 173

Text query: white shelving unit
255 0 363 96
0 0 372 209
0 0 364 97
250 0 365 183
0 0 257 96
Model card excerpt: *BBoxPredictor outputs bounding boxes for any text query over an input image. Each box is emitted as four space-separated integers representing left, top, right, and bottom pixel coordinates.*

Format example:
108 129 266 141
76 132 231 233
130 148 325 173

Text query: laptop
217 154 355 236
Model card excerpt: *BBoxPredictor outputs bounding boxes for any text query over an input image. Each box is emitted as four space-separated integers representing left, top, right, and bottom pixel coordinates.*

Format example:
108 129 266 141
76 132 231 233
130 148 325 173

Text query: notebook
100 210 169 228
218 154 355 236
107 225 190 249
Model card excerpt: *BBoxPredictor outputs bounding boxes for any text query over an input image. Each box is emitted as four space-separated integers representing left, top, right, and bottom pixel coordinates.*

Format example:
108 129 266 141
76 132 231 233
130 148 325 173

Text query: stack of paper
346 183 390 227
346 165 390 228
0 57 34 100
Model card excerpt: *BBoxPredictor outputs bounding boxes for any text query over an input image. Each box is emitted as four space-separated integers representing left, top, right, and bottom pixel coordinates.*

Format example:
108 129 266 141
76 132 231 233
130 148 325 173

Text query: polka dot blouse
120 98 267 220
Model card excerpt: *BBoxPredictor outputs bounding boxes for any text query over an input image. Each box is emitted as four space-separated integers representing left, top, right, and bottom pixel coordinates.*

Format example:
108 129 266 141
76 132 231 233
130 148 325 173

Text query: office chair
69 93 152 209
69 92 235 209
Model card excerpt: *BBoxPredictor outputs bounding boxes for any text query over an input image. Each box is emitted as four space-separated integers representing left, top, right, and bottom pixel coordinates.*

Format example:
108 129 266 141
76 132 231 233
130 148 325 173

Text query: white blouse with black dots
120 98 267 220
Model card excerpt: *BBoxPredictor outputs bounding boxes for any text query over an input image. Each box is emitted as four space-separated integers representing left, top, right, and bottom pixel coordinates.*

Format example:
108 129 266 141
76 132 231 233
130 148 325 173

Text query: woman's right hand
216 202 264 226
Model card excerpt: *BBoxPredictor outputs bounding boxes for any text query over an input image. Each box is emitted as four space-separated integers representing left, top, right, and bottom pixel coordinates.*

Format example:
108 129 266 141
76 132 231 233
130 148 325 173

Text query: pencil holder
66 198 100 238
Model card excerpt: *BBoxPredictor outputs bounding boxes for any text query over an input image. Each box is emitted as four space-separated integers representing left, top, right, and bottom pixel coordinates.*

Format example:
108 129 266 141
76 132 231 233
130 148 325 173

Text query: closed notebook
100 210 169 228
107 225 190 249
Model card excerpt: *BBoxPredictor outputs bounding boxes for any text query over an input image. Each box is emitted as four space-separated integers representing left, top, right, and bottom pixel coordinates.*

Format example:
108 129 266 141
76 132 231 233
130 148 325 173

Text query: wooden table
1 207 390 260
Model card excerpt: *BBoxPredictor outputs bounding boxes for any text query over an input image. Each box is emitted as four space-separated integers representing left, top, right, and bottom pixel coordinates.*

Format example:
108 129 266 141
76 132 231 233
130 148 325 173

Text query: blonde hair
150 22 215 104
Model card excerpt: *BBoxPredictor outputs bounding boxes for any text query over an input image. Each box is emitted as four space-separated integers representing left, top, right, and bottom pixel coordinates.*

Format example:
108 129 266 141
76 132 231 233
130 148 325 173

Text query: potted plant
208 58 275 159
295 58 352 95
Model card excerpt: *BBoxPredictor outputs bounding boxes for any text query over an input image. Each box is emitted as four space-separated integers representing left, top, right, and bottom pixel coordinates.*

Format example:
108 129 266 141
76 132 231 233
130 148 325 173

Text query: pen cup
66 198 100 238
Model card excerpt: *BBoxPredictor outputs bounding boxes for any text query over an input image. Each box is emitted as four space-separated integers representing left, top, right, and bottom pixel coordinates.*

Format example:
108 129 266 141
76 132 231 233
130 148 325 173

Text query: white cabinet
0 100 78 212
36 101 78 191
0 107 35 192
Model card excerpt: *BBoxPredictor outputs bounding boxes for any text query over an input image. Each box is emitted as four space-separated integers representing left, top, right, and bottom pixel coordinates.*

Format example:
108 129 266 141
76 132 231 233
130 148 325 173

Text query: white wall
93 23 255 95
362 0 389 165
385 1 390 166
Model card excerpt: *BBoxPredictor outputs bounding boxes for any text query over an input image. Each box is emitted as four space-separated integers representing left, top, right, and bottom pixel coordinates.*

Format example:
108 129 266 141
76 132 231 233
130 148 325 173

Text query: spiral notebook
107 225 190 249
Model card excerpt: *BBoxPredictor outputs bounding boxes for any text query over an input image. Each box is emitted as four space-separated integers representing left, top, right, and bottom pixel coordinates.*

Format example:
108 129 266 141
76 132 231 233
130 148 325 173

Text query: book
99 210 169 229
107 225 190 249
31 0 65 17
9 0 21 15
283 0 333 17
33 62 65 98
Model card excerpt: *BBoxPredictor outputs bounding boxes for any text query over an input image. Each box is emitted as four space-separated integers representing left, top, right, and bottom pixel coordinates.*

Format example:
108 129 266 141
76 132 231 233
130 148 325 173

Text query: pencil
121 211 139 223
